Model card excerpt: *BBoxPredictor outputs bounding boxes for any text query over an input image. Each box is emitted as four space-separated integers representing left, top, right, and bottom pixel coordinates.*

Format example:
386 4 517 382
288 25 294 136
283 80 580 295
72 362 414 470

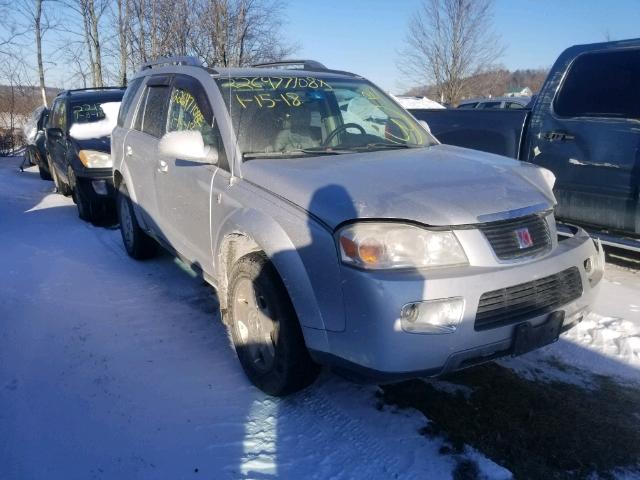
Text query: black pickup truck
411 38 640 247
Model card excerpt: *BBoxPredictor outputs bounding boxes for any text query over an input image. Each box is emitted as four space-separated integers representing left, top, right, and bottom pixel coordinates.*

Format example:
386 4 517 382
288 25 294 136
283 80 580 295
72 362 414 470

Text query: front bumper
311 226 603 381
75 167 116 200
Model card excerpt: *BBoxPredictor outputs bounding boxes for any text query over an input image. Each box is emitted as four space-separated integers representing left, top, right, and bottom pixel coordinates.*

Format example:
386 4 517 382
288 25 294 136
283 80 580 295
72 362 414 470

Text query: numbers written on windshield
236 92 303 109
220 76 333 91
72 104 105 123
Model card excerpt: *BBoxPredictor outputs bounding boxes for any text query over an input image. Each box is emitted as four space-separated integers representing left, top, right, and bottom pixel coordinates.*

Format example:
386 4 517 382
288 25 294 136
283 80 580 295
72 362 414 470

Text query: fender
113 163 149 230
213 206 346 335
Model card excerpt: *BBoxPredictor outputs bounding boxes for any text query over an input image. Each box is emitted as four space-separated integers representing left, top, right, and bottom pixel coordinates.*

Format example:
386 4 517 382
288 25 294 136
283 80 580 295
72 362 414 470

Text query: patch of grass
381 363 640 479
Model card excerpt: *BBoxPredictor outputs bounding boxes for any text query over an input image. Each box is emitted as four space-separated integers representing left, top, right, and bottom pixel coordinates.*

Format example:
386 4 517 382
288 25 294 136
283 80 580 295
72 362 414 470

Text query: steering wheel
322 123 367 146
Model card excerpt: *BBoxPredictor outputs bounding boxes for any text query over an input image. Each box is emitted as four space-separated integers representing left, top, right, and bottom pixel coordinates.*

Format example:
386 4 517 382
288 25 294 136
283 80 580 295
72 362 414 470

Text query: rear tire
117 182 158 259
227 252 320 396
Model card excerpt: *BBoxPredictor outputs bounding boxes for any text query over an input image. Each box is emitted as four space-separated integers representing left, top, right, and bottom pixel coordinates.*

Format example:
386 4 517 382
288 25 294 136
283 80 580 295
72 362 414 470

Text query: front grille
479 214 552 260
475 267 583 331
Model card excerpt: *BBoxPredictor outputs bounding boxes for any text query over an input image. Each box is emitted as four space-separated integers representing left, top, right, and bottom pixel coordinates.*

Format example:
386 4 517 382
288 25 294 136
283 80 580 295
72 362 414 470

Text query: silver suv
112 57 604 396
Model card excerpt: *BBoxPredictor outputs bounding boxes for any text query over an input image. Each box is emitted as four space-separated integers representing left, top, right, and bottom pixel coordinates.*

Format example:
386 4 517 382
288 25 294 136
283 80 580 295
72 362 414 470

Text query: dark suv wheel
227 252 320 396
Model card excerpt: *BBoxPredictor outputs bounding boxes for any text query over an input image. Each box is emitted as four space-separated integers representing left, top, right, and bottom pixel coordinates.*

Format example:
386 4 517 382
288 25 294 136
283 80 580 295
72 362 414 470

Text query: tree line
1 0 294 107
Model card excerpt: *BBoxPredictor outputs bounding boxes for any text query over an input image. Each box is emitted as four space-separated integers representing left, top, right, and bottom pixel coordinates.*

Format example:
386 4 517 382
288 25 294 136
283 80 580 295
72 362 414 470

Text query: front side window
506 102 525 109
554 49 640 119
457 102 477 109
167 86 214 143
216 76 435 159
51 100 66 131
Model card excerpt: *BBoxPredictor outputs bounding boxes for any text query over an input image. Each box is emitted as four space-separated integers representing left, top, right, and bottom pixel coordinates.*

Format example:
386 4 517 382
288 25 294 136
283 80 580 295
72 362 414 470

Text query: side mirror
158 130 218 164
47 127 63 139
419 120 431 134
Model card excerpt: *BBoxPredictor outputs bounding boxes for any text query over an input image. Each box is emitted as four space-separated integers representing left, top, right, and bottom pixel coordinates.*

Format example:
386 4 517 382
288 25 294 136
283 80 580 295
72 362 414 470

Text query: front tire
227 252 320 396
73 184 96 222
117 183 158 259
38 162 52 181
49 156 72 195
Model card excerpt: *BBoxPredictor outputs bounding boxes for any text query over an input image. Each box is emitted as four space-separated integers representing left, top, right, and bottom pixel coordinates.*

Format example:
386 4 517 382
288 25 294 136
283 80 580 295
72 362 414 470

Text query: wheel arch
214 208 344 340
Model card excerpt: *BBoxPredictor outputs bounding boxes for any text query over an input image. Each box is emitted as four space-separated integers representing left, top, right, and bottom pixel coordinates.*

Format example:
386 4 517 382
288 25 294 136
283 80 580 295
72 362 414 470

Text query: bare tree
17 0 56 106
124 0 294 73
117 0 128 85
398 0 504 104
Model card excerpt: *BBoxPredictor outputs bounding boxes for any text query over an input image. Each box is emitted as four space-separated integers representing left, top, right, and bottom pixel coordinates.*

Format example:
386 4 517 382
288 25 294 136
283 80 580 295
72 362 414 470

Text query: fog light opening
400 297 464 334
92 180 108 196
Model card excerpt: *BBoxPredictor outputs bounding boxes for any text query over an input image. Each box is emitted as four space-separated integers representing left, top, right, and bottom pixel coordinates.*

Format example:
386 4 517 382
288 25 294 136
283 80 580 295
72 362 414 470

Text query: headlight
78 150 112 168
337 222 468 270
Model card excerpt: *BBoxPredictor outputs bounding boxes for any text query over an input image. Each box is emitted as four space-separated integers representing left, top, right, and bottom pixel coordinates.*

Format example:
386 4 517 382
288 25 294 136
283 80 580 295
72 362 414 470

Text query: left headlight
78 150 112 168
337 222 468 270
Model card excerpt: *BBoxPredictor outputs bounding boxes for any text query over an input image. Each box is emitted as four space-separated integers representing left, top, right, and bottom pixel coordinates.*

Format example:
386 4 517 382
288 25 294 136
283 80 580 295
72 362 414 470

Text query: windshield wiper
243 149 346 160
352 142 415 151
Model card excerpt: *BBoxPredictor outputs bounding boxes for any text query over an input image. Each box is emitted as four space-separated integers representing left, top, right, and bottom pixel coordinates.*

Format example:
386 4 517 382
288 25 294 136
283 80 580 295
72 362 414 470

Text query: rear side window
118 77 143 127
135 85 170 137
554 49 640 119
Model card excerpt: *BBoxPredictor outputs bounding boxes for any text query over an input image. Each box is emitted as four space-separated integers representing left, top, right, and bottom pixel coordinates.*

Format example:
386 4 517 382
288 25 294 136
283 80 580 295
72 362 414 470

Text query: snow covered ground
1 158 639 479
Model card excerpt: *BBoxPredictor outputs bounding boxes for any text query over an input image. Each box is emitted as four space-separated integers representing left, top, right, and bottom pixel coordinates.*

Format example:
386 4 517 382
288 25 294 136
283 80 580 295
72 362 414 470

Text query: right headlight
337 222 468 270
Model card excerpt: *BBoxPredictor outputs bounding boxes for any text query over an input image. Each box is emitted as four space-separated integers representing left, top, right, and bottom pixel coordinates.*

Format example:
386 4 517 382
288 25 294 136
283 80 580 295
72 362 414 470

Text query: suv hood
241 144 556 229
72 136 111 153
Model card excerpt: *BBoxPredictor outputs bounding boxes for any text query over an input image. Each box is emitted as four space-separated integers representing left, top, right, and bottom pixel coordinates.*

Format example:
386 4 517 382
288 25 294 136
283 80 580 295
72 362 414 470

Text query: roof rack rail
252 59 328 70
251 59 359 78
142 56 202 70
56 86 126 97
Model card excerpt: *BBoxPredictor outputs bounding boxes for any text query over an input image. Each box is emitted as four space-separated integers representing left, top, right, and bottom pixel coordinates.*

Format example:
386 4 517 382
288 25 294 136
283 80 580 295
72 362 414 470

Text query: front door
527 48 640 235
155 75 219 270
46 98 69 182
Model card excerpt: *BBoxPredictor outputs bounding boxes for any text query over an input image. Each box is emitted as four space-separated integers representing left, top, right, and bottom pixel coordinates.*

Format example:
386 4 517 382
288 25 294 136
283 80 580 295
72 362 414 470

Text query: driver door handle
540 131 575 142
126 145 133 156
158 159 168 173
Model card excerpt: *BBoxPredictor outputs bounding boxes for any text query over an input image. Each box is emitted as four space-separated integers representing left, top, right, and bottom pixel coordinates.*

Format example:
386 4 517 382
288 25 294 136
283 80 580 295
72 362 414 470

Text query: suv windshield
215 75 435 159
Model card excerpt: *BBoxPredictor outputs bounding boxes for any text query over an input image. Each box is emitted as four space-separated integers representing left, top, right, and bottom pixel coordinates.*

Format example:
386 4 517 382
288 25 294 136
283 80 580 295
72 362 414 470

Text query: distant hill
0 85 61 130
404 68 549 104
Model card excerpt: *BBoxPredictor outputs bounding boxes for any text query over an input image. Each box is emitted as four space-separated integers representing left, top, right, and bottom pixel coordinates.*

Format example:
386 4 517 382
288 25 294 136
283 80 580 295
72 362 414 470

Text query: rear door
124 76 171 234
527 47 640 234
155 75 220 269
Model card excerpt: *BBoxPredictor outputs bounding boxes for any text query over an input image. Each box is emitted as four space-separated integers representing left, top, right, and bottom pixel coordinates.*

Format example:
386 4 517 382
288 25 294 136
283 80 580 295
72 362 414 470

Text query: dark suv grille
475 267 583 331
479 214 552 260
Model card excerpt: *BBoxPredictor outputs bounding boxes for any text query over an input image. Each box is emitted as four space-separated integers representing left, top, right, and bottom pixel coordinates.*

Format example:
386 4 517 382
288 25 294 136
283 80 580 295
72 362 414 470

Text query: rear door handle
158 159 168 173
540 131 575 142
126 145 133 156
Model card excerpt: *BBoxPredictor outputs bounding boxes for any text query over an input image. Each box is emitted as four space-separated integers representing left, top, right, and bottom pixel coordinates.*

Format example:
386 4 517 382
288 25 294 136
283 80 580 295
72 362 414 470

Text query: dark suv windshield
215 76 435 159
68 97 123 140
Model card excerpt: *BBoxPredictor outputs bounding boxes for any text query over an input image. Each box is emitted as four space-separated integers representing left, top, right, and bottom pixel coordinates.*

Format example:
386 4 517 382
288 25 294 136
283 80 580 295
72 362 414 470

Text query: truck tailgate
410 109 530 159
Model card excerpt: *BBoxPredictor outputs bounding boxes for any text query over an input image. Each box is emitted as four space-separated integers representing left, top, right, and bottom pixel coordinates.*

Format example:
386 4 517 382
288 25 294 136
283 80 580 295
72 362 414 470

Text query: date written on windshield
221 76 333 91
235 92 303 109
